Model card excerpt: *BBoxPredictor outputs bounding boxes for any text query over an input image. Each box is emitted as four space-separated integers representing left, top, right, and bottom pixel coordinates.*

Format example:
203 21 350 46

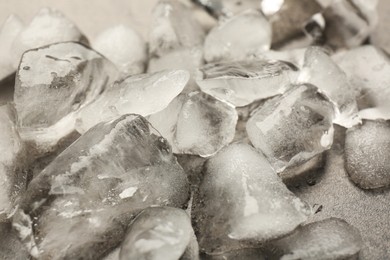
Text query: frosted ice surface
345 120 390 189
119 207 196 260
323 0 377 49
14 42 118 154
148 92 238 157
299 47 359 128
246 83 335 173
203 9 271 63
0 104 25 221
93 25 147 76
149 0 205 58
76 69 189 134
334 45 390 120
196 59 298 107
0 15 24 82
13 114 189 259
270 218 363 260
193 0 261 17
11 8 87 68
192 143 311 254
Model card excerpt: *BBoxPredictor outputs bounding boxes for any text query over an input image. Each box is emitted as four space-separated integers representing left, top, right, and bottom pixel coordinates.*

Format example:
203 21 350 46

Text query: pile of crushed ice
0 0 389 259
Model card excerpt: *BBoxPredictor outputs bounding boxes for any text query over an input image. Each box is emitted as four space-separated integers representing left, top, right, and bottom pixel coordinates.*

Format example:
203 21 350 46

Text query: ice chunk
266 0 321 48
269 218 363 260
246 83 335 173
192 143 311 255
119 207 197 260
76 69 189 134
0 104 26 220
345 120 390 189
193 0 261 17
203 10 271 63
13 114 189 259
148 92 238 157
323 0 378 49
299 47 359 128
149 0 205 58
196 59 298 107
0 222 30 260
14 42 118 154
0 15 24 82
334 45 390 120
93 25 147 76
11 8 87 68
148 47 204 93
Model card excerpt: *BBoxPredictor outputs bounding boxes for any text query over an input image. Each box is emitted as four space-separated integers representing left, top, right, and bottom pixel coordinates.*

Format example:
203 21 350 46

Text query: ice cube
76 69 189 134
14 42 119 154
192 143 311 255
193 0 261 17
119 207 197 260
299 47 359 128
0 15 24 82
0 104 26 220
269 218 363 260
93 25 147 76
334 45 390 120
345 120 390 189
11 8 87 68
148 92 238 157
323 0 377 49
266 0 321 48
149 0 205 58
0 222 30 260
13 114 189 259
196 59 298 107
203 9 271 63
247 83 335 173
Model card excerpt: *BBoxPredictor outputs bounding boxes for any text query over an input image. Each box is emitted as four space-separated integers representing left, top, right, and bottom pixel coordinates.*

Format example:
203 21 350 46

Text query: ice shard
345 120 390 190
14 42 118 154
269 218 363 260
299 47 359 128
11 8 87 68
192 143 311 255
93 25 147 76
0 104 26 221
203 9 271 63
246 83 335 173
148 92 238 157
76 69 189 134
13 114 189 259
196 59 298 107
119 207 197 260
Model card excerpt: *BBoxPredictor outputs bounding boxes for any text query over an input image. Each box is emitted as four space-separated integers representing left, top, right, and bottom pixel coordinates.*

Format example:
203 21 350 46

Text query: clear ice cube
11 8 87 68
76 69 189 134
13 114 189 259
192 143 311 255
196 59 298 107
270 218 363 260
246 83 335 173
0 104 26 220
334 45 390 120
149 0 205 58
93 25 147 76
203 9 271 63
299 47 360 128
148 92 238 157
14 42 119 154
345 119 390 189
119 207 197 260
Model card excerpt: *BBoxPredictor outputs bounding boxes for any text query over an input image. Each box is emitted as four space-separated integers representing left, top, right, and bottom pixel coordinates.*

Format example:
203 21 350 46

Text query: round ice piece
345 119 390 189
